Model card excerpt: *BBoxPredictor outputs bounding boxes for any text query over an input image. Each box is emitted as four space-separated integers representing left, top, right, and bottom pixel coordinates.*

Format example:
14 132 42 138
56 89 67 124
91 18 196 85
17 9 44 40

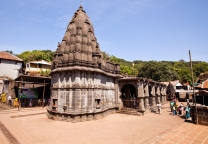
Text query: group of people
170 98 191 119
0 93 14 106
156 98 191 119
38 99 50 107
0 93 50 108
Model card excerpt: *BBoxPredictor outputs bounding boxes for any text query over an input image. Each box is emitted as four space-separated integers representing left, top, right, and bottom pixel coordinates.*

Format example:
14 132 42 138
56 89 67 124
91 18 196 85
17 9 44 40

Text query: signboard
18 88 38 99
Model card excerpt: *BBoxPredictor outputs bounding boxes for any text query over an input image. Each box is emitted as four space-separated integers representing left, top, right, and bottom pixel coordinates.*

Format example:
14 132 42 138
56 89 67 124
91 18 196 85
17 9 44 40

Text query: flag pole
189 50 198 124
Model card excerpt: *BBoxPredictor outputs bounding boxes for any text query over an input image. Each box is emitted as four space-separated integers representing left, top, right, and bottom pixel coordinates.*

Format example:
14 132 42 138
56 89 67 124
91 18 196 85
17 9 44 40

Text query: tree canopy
16 50 54 63
13 49 208 83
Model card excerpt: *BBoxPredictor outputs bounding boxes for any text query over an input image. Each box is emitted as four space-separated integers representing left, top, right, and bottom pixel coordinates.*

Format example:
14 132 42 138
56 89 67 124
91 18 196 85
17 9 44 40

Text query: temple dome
52 5 120 76
56 5 98 54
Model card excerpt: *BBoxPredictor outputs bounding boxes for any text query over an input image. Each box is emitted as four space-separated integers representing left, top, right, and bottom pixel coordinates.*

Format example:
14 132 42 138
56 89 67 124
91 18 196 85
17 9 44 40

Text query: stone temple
47 5 122 122
47 5 168 122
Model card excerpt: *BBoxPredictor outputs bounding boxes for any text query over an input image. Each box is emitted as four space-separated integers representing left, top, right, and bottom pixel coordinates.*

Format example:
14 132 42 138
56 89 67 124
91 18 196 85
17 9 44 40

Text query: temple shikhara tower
47 5 122 122
47 5 168 122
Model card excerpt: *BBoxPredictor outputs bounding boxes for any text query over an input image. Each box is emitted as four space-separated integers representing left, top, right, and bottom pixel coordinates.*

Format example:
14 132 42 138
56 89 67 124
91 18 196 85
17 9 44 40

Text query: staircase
117 107 139 116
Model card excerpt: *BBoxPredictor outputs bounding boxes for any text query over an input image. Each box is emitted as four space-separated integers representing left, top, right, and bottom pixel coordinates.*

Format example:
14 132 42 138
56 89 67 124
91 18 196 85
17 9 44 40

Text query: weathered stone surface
47 5 122 122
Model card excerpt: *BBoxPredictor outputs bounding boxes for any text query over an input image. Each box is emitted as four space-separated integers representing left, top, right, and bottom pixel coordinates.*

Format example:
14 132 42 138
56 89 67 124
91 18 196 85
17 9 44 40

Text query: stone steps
117 108 139 116
150 106 158 113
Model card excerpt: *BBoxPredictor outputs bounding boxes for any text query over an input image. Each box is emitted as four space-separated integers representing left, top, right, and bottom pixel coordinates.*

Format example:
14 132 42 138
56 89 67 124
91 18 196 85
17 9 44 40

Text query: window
26 63 30 68
39 64 42 68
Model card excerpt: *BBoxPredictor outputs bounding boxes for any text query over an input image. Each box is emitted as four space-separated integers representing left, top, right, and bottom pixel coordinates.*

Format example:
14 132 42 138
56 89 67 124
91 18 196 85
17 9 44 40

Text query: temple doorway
121 84 138 108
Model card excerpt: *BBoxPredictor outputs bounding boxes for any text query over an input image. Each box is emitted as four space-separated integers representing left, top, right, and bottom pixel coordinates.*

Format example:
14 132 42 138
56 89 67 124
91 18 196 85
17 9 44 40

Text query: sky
0 0 208 62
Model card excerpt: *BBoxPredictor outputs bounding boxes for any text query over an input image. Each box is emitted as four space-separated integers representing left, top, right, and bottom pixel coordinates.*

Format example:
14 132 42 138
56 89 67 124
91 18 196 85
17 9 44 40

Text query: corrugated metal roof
28 60 51 65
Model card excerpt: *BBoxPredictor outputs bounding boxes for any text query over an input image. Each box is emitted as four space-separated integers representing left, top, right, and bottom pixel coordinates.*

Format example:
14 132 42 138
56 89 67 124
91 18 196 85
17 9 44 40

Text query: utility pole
189 50 198 124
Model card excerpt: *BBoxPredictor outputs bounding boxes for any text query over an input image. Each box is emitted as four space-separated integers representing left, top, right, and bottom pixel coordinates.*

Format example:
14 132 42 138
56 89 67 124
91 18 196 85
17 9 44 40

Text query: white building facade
0 52 23 79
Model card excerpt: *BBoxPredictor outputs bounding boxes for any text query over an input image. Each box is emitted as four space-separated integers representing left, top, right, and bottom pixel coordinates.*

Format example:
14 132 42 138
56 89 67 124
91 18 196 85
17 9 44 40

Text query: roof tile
0 51 23 61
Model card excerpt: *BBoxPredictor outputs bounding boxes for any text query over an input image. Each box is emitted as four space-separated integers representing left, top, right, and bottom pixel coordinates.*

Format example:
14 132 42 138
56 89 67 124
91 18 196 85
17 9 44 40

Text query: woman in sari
13 98 19 107
185 105 190 119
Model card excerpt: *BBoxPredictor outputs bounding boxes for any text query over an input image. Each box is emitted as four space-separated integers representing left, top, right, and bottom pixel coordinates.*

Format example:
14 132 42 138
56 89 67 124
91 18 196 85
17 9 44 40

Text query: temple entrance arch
121 84 137 98
120 83 138 109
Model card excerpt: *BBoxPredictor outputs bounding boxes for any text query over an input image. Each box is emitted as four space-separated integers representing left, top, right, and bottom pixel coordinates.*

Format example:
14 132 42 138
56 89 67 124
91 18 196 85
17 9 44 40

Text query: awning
14 75 51 84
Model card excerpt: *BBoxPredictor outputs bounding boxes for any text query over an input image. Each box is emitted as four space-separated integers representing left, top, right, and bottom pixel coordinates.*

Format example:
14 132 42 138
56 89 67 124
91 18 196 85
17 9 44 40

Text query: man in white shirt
157 102 162 115
7 95 12 106
186 99 189 105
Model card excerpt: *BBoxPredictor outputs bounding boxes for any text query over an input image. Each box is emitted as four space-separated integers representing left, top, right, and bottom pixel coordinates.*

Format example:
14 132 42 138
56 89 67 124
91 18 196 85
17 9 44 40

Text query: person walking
186 99 189 106
185 105 190 119
7 94 12 106
157 102 162 115
170 101 174 112
38 99 41 107
172 106 176 115
29 99 33 107
48 99 50 106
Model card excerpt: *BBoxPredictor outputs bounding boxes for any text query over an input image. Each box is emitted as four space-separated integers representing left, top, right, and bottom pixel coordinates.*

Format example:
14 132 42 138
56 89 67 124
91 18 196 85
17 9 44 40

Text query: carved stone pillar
87 89 93 113
163 86 167 102
156 85 160 104
144 82 149 109
151 84 156 106
138 98 145 111
74 89 81 113
160 86 163 103
114 78 119 107
137 80 145 111
69 89 72 110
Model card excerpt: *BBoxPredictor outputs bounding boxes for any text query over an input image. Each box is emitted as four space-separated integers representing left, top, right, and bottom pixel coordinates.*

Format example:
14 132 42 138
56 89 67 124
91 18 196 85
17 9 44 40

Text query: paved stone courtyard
0 104 207 144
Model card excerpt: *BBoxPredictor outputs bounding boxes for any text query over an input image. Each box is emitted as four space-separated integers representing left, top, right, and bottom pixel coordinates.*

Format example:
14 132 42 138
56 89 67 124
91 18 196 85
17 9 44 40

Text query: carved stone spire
52 5 121 75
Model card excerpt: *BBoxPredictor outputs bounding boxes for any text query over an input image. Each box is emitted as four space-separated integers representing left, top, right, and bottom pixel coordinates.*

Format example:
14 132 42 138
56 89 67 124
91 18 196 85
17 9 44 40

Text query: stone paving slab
144 122 208 144
0 130 10 144
0 104 207 144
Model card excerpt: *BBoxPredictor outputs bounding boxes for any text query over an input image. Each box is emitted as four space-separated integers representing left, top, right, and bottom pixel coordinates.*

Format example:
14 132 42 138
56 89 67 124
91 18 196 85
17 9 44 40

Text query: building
25 60 51 76
198 72 208 83
47 5 122 122
0 51 23 98
47 5 167 122
161 80 195 101
0 51 23 79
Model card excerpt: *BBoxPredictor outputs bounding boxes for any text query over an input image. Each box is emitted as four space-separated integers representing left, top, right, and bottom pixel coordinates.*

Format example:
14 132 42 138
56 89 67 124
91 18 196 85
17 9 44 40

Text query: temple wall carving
47 5 167 122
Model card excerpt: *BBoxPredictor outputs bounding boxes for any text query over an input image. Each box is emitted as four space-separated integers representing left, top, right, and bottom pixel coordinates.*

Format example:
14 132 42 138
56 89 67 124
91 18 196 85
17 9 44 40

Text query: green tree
16 50 54 63
5 50 14 55
138 61 179 82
